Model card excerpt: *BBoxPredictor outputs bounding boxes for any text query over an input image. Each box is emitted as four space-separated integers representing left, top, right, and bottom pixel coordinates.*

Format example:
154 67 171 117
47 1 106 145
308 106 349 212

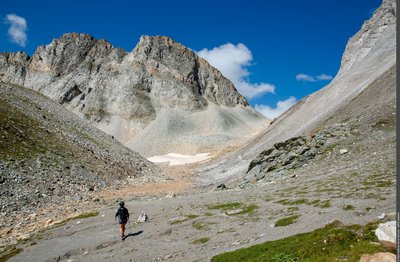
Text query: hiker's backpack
137 211 149 223
117 207 128 223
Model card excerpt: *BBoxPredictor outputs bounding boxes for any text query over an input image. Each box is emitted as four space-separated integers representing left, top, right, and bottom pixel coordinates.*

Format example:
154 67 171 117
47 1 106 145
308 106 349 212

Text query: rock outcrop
0 34 266 156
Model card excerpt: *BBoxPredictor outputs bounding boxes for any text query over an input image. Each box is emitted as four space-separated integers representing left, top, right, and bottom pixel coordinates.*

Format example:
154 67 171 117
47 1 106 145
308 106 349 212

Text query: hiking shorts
118 218 128 225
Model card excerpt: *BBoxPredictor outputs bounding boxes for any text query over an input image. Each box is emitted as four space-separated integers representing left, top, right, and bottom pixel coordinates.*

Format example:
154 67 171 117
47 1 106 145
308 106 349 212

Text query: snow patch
148 153 211 166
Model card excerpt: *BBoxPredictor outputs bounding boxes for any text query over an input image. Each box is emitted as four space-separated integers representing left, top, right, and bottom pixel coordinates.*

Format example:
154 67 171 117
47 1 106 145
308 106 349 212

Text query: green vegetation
217 228 236 234
212 221 390 262
54 212 99 226
208 202 258 216
234 204 259 215
275 198 308 205
271 252 296 262
275 215 300 227
192 221 214 230
320 200 331 208
372 118 395 131
170 214 200 225
0 247 23 262
308 199 320 206
208 202 242 211
0 97 49 160
192 237 210 244
324 143 338 153
342 205 355 211
286 206 299 212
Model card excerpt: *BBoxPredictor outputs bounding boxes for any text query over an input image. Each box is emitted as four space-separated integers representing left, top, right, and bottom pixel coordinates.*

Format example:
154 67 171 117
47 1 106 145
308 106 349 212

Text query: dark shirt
115 207 129 224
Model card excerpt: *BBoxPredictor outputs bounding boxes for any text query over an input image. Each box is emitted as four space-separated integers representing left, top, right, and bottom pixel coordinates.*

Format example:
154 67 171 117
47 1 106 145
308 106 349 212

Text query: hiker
115 201 129 239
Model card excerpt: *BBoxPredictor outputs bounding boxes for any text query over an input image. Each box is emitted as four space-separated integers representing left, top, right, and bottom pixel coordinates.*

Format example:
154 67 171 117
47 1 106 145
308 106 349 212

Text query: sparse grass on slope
54 212 99 226
212 221 390 262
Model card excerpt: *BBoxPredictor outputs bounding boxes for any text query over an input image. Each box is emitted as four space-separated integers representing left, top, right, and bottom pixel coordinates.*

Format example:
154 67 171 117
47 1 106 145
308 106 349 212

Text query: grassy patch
233 204 259 216
54 212 99 226
0 247 23 262
342 205 355 211
308 199 320 206
265 196 274 202
275 215 300 227
212 221 389 262
271 252 296 262
208 202 258 216
275 198 308 206
217 228 236 234
324 143 338 153
208 202 242 211
192 237 210 244
192 221 212 231
169 214 199 225
286 206 299 213
320 200 331 208
372 118 395 131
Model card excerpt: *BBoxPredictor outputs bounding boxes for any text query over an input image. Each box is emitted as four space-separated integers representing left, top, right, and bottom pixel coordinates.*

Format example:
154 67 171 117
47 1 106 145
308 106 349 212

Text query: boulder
375 220 396 251
359 252 396 262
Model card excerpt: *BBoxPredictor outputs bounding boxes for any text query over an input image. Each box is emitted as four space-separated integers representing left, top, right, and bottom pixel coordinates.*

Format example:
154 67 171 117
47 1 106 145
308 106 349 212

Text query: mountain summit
0 34 267 156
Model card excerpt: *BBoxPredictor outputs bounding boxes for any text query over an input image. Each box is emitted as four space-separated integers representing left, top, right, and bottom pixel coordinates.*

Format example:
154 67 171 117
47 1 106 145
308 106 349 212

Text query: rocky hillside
0 82 165 245
195 0 396 186
241 65 395 187
0 35 267 156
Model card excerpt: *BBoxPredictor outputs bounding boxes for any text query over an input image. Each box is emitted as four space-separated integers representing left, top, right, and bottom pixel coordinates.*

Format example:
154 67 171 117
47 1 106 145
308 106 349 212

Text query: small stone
216 184 227 190
377 213 386 220
165 192 176 198
45 219 53 227
226 209 244 215
339 149 348 154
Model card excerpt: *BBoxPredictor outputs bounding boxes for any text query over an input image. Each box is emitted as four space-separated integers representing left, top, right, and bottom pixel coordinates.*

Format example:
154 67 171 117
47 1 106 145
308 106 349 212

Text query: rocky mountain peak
340 0 396 73
0 33 264 156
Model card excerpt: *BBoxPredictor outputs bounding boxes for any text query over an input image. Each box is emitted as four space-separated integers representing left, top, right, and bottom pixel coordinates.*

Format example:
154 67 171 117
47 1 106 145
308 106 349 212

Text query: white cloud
255 96 297 119
296 73 333 82
316 74 333 80
296 73 316 82
196 43 275 99
4 14 27 47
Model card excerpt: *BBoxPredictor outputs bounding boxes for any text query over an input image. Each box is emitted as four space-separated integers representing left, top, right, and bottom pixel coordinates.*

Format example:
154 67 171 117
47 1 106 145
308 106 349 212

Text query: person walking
115 201 129 240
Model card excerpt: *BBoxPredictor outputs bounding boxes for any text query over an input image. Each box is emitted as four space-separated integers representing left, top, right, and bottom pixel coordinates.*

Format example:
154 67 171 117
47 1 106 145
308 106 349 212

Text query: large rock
0 34 267 156
375 220 396 251
359 252 396 262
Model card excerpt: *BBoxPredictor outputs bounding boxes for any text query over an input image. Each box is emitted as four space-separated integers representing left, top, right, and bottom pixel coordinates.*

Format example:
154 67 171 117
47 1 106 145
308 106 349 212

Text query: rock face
195 0 396 185
0 34 266 156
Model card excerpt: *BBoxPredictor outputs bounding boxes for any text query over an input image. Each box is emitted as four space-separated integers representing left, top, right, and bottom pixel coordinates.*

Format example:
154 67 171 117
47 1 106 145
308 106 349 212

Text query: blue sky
1 0 381 118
